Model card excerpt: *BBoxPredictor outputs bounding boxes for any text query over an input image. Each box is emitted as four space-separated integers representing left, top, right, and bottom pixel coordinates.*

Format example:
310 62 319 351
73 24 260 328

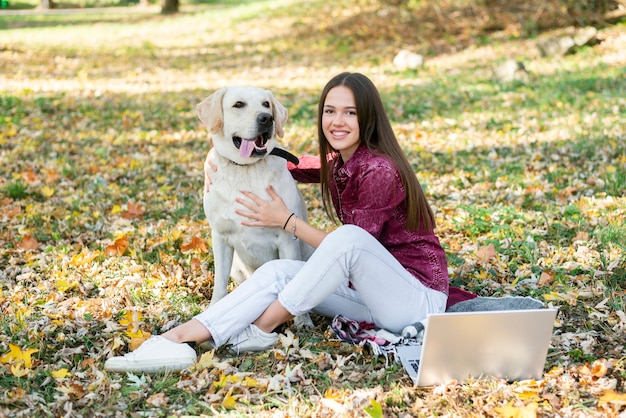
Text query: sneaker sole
104 358 195 373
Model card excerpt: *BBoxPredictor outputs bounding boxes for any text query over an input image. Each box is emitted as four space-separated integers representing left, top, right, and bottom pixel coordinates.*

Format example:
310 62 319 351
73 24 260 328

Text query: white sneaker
104 336 197 373
227 324 278 354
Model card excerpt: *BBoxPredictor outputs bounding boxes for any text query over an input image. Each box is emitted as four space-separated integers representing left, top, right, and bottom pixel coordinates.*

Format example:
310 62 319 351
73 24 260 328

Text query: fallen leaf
44 168 60 184
17 235 39 251
476 243 497 263
41 186 55 198
538 271 555 286
495 401 538 418
190 257 201 271
105 236 129 256
122 202 144 219
181 236 208 253
7 388 25 400
69 250 100 266
10 363 30 377
598 390 626 407
0 344 39 368
6 206 21 218
128 333 151 351
324 387 343 400
574 231 589 241
194 350 230 371
21 169 37 183
146 392 169 407
51 368 72 379
55 278 78 292
590 361 609 378
222 390 237 409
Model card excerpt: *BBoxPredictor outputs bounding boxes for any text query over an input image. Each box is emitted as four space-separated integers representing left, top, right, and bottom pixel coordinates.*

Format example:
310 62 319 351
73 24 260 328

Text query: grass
0 0 625 416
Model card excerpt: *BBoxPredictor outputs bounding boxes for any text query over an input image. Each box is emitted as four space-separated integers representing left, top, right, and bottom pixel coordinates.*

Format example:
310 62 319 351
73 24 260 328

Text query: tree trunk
161 0 178 14
40 0 55 9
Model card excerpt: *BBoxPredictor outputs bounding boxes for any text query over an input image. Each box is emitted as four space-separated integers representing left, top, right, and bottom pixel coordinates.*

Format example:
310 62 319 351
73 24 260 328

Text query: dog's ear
268 91 288 138
196 88 227 134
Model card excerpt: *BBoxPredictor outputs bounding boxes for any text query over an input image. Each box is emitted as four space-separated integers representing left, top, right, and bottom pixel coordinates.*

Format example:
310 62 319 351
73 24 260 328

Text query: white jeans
194 224 447 346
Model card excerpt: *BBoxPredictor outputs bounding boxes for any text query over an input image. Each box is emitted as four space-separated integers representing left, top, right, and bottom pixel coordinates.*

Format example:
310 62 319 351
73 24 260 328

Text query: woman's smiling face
322 86 361 161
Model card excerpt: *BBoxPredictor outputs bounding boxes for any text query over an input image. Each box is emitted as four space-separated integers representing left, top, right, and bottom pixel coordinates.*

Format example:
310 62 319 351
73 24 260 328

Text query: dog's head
196 86 288 165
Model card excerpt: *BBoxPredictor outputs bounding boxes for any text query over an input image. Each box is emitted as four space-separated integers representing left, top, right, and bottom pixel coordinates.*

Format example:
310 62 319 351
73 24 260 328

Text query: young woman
104 72 450 373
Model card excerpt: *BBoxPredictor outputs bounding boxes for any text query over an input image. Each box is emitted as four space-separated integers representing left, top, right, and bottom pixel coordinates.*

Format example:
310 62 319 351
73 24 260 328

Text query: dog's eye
262 101 270 108
233 101 245 108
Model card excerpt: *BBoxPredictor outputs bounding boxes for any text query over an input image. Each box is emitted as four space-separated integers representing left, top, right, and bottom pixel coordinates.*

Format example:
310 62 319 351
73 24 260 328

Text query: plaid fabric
330 315 408 346
330 315 388 345
330 315 423 365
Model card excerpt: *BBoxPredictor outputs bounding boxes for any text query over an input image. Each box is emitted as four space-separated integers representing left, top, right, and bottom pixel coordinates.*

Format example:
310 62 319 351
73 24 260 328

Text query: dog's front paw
293 313 314 329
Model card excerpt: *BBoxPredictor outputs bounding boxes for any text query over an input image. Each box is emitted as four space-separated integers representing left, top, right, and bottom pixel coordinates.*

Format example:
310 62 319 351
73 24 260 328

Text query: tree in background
161 0 178 14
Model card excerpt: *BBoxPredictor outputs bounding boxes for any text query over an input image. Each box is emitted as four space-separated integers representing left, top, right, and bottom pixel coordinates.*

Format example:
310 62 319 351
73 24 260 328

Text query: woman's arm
287 155 322 183
236 186 327 249
204 151 321 192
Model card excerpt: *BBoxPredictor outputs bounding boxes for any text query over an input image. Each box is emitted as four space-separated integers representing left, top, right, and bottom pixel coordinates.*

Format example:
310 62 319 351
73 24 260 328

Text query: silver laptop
397 309 557 386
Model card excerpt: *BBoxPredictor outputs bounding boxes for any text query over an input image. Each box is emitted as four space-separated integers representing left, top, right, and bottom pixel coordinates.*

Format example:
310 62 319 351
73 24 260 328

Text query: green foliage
5 181 28 199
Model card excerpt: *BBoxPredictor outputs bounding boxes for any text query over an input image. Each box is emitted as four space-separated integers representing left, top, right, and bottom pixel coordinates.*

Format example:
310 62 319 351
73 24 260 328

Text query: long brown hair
317 72 435 231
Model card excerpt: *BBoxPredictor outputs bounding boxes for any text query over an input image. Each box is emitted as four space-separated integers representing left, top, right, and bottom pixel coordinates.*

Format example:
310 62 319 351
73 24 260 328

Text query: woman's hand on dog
235 186 291 229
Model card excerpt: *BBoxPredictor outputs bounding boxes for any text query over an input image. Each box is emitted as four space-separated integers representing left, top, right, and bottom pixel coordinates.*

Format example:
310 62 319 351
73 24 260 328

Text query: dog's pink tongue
239 140 255 158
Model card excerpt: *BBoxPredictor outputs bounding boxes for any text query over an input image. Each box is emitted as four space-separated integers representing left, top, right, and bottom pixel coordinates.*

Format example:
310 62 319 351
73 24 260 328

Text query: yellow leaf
111 204 123 214
222 390 237 410
125 329 146 339
10 363 30 378
517 390 540 401
20 348 39 368
111 336 125 351
119 310 144 328
51 368 72 379
214 374 241 390
70 250 100 266
0 344 38 368
243 376 264 388
324 387 342 400
55 279 78 292
598 390 626 406
194 350 229 371
541 292 563 301
128 333 151 351
0 344 21 364
495 401 538 418
41 186 55 198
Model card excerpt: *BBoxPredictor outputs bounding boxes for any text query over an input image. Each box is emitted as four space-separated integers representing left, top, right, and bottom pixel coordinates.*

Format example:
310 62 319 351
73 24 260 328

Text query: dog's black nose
257 112 273 127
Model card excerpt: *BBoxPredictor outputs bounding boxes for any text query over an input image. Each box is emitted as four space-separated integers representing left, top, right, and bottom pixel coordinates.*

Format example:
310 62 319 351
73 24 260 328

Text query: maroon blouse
288 144 449 295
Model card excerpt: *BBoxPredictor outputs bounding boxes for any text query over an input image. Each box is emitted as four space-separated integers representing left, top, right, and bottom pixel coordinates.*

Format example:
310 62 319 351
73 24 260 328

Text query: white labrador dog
196 86 313 326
